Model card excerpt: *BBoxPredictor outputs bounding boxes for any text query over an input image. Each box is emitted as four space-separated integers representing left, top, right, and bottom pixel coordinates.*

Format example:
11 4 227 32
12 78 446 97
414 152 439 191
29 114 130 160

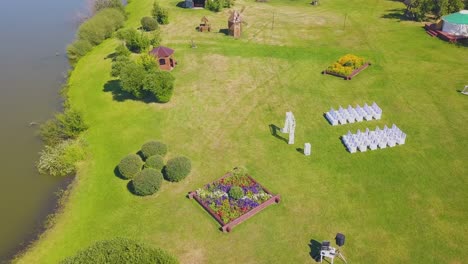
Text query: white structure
462 85 468 95
442 10 468 37
320 245 347 264
342 124 406 153
304 143 311 156
325 102 382 126
281 111 296 144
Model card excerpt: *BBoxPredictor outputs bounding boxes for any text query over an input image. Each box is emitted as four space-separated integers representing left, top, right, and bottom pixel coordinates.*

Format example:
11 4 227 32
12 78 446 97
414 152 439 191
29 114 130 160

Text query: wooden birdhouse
199 16 211 32
228 10 242 38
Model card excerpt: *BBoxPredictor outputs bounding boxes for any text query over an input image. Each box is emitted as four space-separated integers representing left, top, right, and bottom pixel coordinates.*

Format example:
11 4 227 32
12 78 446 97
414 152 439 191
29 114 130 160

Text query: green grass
16 0 468 263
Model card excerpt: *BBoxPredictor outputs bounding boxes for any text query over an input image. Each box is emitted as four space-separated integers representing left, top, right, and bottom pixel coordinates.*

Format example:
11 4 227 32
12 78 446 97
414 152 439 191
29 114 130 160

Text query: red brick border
322 62 371 80
188 173 281 232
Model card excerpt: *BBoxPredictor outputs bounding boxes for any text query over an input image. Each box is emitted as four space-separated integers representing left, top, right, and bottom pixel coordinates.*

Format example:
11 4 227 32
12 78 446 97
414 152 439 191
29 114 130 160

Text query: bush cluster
141 16 159 31
142 141 167 158
145 155 165 170
60 238 179 264
116 28 151 53
228 186 244 200
92 0 126 15
131 168 163 196
67 8 125 63
113 55 175 103
118 154 144 179
152 1 169 24
40 108 88 146
164 156 191 182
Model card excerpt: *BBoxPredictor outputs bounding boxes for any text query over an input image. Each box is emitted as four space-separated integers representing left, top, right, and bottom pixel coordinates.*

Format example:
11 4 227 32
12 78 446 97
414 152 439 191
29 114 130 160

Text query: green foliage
93 0 126 15
116 28 151 53
115 44 131 57
118 154 144 179
163 156 191 182
60 238 178 264
141 141 167 158
325 54 366 77
145 155 165 170
228 186 244 200
141 16 159 31
403 0 464 20
131 168 163 196
150 29 162 46
152 1 169 24
69 8 125 62
206 0 223 12
78 8 125 45
143 71 175 103
37 139 86 177
119 61 147 98
66 40 93 64
40 109 88 146
137 54 159 72
111 55 131 77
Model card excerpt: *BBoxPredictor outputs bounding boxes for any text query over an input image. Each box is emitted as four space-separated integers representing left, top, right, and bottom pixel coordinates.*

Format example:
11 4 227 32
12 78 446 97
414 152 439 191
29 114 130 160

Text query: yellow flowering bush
326 54 366 76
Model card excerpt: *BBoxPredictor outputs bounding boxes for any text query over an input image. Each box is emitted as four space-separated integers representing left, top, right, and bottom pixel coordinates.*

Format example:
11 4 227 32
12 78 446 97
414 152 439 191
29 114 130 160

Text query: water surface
0 0 83 261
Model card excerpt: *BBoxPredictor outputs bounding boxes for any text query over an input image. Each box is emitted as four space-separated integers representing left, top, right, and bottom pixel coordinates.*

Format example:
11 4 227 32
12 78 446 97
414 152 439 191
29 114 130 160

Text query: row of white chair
342 125 406 153
326 102 382 126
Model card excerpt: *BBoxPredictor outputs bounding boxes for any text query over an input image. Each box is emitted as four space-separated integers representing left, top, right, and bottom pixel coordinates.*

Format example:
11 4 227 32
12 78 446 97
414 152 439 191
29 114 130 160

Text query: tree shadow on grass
105 52 118 61
269 124 287 143
103 80 154 103
309 239 322 262
114 166 126 180
219 29 229 36
381 8 411 21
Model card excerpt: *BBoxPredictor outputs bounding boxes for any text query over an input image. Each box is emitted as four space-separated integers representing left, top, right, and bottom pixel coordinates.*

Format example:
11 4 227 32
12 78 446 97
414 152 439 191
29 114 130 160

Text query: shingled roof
149 46 174 57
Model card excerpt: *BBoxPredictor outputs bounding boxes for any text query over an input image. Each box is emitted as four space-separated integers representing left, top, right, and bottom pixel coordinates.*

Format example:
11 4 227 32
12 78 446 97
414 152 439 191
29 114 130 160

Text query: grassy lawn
16 0 468 263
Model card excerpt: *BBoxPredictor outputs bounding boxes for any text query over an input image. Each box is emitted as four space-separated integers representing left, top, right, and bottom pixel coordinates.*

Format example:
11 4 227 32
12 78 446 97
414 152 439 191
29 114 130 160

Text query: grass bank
16 0 468 263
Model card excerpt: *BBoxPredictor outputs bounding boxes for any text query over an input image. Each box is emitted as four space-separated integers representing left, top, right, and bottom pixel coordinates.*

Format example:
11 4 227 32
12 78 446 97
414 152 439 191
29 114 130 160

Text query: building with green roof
442 10 468 36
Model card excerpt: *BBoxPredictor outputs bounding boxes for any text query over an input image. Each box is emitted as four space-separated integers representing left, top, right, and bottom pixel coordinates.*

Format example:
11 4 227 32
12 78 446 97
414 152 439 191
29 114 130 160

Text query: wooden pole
272 12 275 30
343 13 348 30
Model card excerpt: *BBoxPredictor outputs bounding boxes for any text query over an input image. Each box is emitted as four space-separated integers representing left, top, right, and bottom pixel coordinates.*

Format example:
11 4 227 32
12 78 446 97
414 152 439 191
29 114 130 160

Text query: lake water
0 0 83 261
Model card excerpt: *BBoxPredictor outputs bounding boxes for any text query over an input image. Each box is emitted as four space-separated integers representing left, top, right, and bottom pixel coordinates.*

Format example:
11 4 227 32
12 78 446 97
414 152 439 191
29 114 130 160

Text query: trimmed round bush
141 141 167 158
141 16 159 31
118 154 143 179
131 168 163 196
60 238 178 264
229 186 244 200
163 156 191 182
145 155 164 170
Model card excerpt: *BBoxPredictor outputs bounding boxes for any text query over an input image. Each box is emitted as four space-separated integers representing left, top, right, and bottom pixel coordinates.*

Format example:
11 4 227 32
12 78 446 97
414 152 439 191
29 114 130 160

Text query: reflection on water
0 0 83 261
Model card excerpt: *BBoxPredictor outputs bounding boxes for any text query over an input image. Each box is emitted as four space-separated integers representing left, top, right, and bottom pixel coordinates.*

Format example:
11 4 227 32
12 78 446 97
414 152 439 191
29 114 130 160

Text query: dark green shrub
163 156 191 182
116 28 150 53
115 44 131 57
141 16 159 31
206 0 223 12
66 40 93 63
145 155 164 170
141 141 167 158
119 61 147 98
118 154 143 179
228 186 244 200
131 168 163 196
150 29 162 46
40 109 88 146
152 1 169 24
111 55 131 77
143 71 175 103
60 238 179 264
137 54 158 72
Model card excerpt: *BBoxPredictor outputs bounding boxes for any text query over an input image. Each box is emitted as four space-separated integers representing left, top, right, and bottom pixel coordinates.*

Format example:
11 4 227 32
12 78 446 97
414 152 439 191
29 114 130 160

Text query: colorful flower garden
189 167 280 232
323 54 370 80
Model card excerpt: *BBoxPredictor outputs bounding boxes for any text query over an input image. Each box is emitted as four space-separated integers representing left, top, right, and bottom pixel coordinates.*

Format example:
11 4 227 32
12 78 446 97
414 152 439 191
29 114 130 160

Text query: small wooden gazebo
199 16 211 32
149 46 176 71
228 10 242 38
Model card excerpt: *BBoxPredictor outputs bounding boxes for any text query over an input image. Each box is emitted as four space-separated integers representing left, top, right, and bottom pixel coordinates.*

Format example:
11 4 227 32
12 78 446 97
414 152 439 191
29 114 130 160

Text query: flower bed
188 168 280 232
322 54 371 80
